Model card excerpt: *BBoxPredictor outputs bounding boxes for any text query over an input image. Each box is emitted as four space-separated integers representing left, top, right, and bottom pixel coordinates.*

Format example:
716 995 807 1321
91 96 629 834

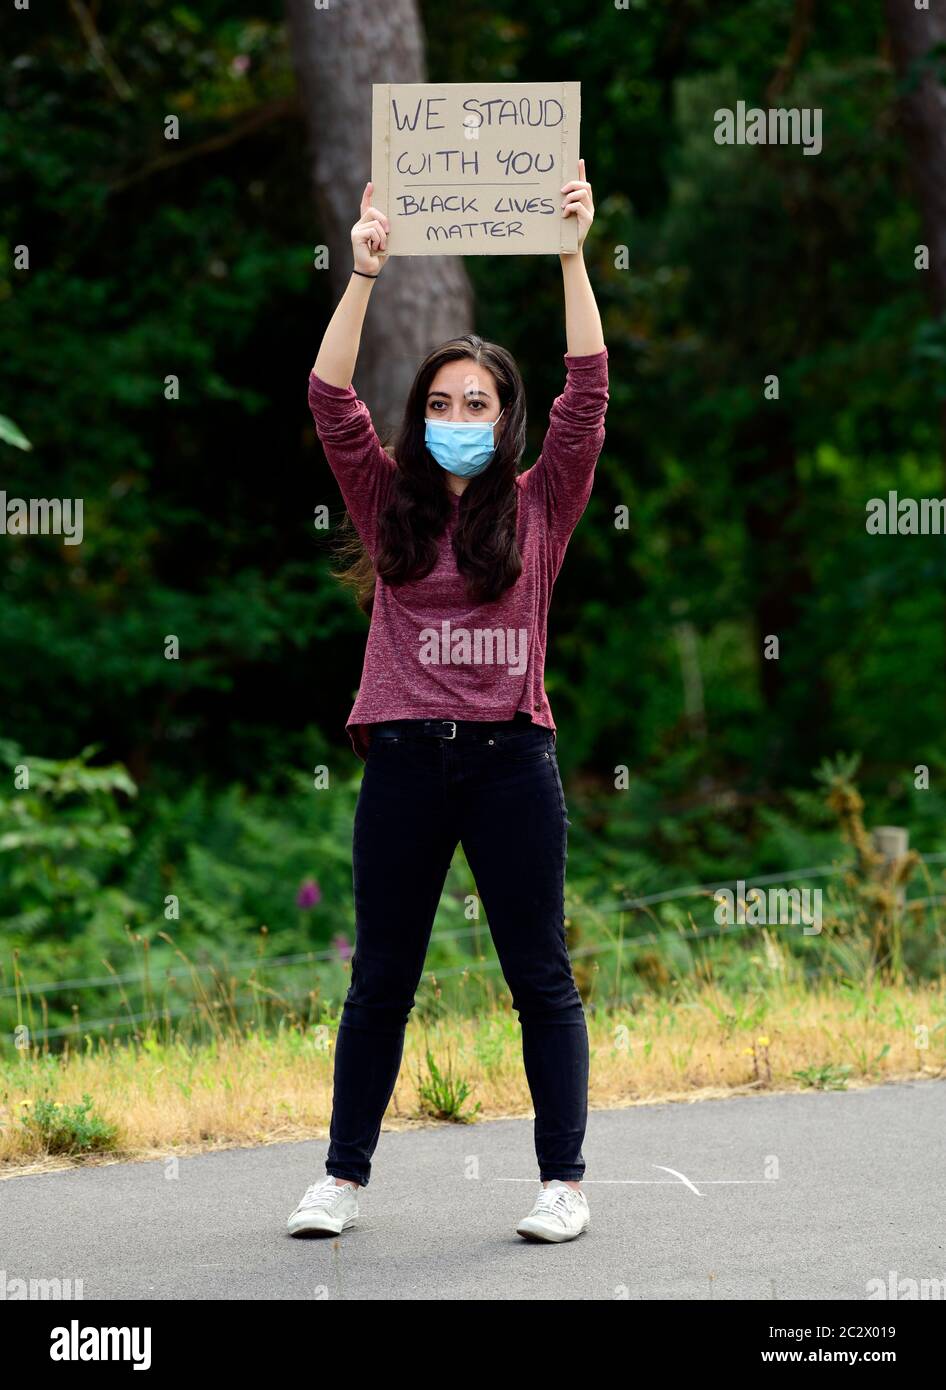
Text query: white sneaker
287 1175 359 1237
516 1180 590 1243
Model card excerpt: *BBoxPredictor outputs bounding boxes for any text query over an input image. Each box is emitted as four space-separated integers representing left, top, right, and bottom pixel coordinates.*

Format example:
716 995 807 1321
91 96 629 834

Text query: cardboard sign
371 82 581 257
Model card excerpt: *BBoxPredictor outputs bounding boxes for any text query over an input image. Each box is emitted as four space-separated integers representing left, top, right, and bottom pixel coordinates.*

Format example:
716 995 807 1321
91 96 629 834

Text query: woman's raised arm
558 158 605 357
308 182 396 560
312 182 390 387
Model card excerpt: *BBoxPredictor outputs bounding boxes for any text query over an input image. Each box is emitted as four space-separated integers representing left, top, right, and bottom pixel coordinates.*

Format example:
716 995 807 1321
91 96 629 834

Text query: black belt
370 714 539 743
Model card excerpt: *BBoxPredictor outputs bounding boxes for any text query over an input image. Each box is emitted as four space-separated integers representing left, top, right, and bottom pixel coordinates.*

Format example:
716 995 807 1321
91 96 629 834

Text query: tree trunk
286 0 474 437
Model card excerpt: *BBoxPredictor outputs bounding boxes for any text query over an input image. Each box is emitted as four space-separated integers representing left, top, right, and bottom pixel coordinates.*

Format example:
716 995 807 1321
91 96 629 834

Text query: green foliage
0 740 137 956
414 1042 482 1123
0 413 31 450
791 1063 853 1091
19 1092 119 1154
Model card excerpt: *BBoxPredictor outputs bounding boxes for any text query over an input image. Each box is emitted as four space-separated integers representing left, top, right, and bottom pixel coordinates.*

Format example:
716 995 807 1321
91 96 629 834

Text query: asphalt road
2 1080 943 1300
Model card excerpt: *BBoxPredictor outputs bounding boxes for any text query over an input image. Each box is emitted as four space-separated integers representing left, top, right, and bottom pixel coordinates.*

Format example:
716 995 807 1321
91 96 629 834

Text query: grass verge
2 978 943 1175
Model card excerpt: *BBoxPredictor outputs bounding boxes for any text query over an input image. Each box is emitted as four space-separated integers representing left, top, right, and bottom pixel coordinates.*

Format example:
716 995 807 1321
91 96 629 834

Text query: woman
288 160 608 1244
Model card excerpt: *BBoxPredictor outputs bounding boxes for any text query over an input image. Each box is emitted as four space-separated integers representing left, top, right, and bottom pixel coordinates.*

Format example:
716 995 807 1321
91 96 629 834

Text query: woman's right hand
351 182 390 276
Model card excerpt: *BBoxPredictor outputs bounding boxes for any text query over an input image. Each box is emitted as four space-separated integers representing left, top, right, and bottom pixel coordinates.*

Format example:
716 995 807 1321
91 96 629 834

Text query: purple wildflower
296 877 321 910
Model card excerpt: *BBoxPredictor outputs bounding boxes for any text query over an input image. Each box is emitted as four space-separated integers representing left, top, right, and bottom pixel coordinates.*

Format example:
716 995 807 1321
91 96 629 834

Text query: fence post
871 826 909 908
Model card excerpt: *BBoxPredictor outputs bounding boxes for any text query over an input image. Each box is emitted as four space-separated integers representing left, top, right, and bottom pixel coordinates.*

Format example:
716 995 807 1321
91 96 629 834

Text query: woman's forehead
428 360 498 397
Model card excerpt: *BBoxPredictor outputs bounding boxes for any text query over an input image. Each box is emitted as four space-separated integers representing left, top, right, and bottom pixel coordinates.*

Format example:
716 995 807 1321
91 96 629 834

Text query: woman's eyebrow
426 388 491 401
425 389 491 405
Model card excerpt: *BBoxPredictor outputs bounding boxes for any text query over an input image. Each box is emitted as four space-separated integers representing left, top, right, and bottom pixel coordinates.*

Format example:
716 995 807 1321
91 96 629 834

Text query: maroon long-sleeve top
308 346 609 761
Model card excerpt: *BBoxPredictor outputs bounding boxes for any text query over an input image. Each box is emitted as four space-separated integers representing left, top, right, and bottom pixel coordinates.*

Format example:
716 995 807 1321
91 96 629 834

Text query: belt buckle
442 720 457 740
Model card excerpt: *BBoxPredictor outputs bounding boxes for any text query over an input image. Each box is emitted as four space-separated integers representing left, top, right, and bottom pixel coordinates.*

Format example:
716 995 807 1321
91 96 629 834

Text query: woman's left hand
561 157 594 247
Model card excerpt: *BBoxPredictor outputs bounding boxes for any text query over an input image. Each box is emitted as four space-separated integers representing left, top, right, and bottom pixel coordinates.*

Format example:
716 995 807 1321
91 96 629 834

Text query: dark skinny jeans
325 715 589 1187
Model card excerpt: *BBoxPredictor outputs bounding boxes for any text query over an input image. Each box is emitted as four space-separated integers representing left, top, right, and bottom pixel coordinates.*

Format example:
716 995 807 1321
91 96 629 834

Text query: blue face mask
424 408 506 478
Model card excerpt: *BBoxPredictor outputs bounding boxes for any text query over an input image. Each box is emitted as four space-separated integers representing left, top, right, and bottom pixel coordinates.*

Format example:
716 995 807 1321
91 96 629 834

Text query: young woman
287 160 608 1244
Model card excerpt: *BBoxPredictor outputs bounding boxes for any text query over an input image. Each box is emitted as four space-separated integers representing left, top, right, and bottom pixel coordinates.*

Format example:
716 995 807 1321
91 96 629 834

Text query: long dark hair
331 334 527 616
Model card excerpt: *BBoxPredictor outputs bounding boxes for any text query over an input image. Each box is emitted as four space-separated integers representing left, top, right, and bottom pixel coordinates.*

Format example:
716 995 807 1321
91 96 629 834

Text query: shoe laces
299 1178 350 1211
532 1184 580 1218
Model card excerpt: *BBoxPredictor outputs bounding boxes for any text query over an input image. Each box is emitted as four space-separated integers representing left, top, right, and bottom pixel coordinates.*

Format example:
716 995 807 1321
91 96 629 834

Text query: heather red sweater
308 347 609 760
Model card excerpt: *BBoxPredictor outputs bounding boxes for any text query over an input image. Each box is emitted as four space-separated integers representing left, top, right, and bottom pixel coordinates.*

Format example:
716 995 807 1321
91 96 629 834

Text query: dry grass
2 977 943 1176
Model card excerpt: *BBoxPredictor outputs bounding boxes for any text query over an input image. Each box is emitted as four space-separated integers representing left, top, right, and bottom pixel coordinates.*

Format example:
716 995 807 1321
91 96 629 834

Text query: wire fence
5 850 946 1042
